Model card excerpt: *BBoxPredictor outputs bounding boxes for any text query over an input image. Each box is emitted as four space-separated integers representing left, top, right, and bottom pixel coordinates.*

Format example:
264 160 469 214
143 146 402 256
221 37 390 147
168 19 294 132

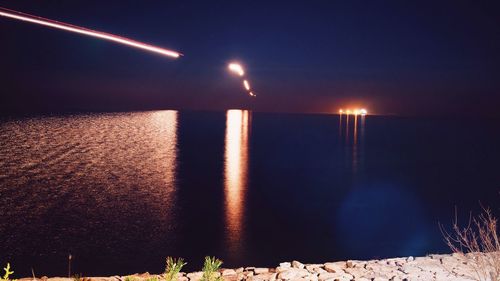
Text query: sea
0 110 499 276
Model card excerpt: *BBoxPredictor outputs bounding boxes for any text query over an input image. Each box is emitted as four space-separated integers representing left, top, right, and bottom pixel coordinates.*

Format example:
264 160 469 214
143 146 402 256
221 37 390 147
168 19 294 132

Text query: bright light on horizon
340 108 368 115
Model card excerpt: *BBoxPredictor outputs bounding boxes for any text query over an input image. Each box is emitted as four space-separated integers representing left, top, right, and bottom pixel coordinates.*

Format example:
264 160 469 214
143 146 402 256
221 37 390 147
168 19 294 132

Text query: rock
251 273 276 281
221 269 237 276
292 261 304 269
279 262 291 269
345 261 354 268
323 263 343 273
242 271 254 278
406 256 414 262
317 273 339 281
186 272 203 281
288 278 308 281
304 264 322 273
220 269 238 281
253 268 269 275
235 268 244 274
277 269 309 280
89 278 117 281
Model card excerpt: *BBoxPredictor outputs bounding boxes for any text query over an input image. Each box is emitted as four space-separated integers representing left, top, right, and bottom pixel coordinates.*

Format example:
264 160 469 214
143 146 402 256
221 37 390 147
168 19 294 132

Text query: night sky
0 1 499 116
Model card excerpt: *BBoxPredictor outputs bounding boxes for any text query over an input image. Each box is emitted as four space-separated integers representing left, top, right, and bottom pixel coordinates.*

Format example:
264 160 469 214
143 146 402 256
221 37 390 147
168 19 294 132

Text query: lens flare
228 63 245 76
0 6 181 58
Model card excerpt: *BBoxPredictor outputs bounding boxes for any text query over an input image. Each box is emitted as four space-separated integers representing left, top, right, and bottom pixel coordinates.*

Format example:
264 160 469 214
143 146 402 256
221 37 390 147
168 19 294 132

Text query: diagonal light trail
0 6 181 58
228 62 257 97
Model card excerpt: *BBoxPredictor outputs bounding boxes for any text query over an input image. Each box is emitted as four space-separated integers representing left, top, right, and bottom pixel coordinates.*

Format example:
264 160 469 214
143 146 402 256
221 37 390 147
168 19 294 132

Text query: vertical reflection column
150 110 179 190
164 111 179 190
224 109 251 256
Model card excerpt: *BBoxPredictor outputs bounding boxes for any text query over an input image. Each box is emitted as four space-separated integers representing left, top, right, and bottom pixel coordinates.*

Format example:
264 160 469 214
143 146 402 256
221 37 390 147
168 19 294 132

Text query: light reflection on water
223 110 251 257
1 110 499 276
338 114 366 174
0 111 180 273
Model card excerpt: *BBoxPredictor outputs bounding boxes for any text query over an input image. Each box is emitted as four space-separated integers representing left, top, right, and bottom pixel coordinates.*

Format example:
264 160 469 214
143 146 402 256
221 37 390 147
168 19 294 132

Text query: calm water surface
0 110 499 276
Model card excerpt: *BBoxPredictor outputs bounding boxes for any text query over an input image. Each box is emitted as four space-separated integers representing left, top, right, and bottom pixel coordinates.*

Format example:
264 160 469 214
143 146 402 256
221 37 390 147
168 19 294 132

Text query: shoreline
14 252 493 281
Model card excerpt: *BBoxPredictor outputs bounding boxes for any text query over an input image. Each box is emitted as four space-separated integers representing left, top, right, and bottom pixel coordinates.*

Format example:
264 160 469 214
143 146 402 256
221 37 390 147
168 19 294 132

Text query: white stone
250 273 276 281
279 262 291 269
304 264 322 272
292 261 305 269
253 268 269 275
221 269 237 276
186 272 203 281
323 263 343 273
277 269 309 280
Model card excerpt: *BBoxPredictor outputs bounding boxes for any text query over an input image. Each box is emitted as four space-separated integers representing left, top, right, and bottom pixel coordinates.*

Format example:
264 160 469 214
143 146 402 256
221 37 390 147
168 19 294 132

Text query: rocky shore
16 253 496 281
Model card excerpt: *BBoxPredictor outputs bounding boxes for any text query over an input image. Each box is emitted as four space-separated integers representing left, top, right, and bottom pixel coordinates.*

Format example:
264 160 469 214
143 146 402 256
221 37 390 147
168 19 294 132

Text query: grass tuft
145 277 158 281
124 276 137 281
201 256 223 281
165 257 186 281
1 263 14 281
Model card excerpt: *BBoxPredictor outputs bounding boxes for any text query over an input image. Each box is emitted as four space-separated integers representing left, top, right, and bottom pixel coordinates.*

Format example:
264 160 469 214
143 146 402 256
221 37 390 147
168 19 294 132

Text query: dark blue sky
0 1 499 116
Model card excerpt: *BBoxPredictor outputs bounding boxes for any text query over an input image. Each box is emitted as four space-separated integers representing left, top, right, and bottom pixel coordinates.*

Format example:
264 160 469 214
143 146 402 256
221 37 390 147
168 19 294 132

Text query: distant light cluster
339 108 367 115
228 62 256 97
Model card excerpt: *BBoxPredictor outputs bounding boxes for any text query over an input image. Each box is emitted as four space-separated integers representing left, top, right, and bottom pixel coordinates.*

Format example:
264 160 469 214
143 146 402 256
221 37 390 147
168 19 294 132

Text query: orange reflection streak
149 110 179 190
0 7 181 58
345 113 350 142
339 113 343 135
353 114 358 145
352 114 358 172
223 109 251 255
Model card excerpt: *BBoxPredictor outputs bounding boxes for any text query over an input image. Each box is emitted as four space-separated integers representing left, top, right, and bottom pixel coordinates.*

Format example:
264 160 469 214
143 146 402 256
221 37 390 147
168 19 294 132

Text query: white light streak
0 7 181 58
243 80 250 91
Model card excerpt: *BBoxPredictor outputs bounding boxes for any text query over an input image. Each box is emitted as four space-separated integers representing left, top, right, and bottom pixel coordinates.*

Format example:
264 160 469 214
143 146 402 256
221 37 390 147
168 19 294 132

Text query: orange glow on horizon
338 108 368 115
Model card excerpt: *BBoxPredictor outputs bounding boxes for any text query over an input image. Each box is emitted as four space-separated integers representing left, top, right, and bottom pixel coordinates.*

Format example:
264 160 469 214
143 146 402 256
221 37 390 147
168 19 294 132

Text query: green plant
145 277 158 281
201 257 223 281
1 263 14 281
165 257 187 281
72 274 82 281
124 276 137 281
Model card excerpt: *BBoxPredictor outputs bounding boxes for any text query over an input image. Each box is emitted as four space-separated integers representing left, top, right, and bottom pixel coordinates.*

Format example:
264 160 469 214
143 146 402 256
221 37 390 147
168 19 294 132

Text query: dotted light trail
0 6 181 58
228 62 256 97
